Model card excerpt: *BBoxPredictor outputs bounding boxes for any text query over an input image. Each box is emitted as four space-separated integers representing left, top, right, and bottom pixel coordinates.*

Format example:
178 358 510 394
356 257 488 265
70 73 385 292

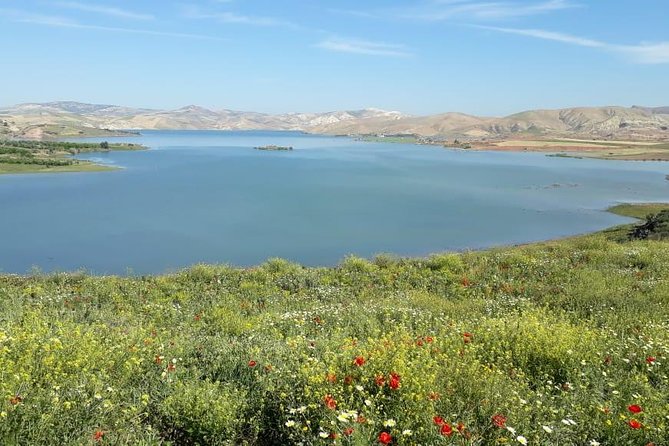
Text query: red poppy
389 373 401 390
416 339 424 347
492 414 507 428
354 356 366 367
440 423 453 436
326 373 337 383
628 404 643 414
356 415 367 424
456 422 465 433
167 363 176 372
194 313 201 321
375 375 386 387
463 332 473 344
343 427 354 436
248 360 257 367
433 416 444 425
93 430 105 442
628 419 642 429
378 432 392 444
324 394 337 410
646 356 656 364
329 432 338 439
603 355 613 365
344 375 354 385
461 277 471 287
154 355 163 365
425 336 434 343
9 395 22 405
429 392 440 400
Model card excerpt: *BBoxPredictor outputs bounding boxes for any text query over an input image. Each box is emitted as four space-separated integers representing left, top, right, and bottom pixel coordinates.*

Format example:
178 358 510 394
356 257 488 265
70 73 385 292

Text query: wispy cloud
1 9 223 41
183 5 295 28
53 1 155 21
332 0 578 22
315 38 412 57
424 0 577 20
477 26 669 64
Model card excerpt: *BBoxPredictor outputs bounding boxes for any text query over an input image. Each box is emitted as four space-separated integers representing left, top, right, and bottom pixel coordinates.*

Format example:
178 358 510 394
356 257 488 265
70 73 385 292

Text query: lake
1 130 668 274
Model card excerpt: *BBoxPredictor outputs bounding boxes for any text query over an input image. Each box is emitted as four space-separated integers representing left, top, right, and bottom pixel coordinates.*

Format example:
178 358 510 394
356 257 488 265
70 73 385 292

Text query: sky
1 0 668 116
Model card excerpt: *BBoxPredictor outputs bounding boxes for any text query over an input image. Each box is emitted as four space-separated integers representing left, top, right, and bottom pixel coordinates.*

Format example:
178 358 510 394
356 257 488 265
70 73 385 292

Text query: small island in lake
254 145 293 151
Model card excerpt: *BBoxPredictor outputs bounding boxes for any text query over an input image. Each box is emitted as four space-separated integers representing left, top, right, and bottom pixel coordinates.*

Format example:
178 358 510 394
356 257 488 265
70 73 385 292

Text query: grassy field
473 139 669 161
0 205 668 445
0 140 144 175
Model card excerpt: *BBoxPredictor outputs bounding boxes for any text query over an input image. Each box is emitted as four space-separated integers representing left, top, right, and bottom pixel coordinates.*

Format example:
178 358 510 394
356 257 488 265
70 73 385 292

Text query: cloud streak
333 0 578 22
315 38 411 57
53 2 155 21
477 26 669 64
1 9 224 41
182 6 296 28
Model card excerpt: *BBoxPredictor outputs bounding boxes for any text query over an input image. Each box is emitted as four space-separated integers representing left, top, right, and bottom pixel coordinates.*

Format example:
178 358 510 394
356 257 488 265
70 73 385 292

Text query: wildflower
248 360 257 367
324 395 337 410
378 432 392 444
9 395 22 405
355 385 364 392
542 425 553 433
93 430 104 442
440 423 453 436
507 426 517 435
402 429 413 436
628 419 642 429
389 373 401 390
492 414 507 428
344 428 354 436
375 375 385 387
628 404 642 414
561 418 576 426
589 441 601 446
319 431 329 438
364 399 372 407
433 416 445 425
383 419 396 427
337 413 349 423
457 422 465 433
285 420 296 427
646 356 656 364
354 356 366 367
517 435 528 445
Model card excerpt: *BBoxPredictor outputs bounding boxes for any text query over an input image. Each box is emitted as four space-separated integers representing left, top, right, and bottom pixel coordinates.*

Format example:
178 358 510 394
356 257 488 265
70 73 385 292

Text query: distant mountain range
1 101 668 140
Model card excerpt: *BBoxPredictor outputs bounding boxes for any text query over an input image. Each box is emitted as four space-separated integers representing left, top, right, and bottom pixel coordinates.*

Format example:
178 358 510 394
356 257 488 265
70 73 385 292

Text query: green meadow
0 140 144 175
0 204 668 445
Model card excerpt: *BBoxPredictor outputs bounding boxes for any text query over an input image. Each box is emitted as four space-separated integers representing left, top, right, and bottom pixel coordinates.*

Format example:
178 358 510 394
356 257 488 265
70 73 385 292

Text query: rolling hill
1 101 668 141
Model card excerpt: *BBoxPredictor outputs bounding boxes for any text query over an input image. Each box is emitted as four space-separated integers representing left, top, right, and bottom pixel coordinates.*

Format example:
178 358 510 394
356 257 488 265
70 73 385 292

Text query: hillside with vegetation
0 140 144 174
0 205 668 445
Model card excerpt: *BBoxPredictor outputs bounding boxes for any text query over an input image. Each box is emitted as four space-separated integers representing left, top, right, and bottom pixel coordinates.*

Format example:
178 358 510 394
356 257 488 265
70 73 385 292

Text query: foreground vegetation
1 205 668 445
0 140 144 175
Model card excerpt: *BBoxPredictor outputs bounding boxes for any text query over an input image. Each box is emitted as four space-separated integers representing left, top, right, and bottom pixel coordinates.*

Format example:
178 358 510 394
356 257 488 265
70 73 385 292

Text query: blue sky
1 0 668 115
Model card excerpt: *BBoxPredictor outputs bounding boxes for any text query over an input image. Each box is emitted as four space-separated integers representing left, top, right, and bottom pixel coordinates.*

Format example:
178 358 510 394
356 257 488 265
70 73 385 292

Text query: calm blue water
1 130 667 274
